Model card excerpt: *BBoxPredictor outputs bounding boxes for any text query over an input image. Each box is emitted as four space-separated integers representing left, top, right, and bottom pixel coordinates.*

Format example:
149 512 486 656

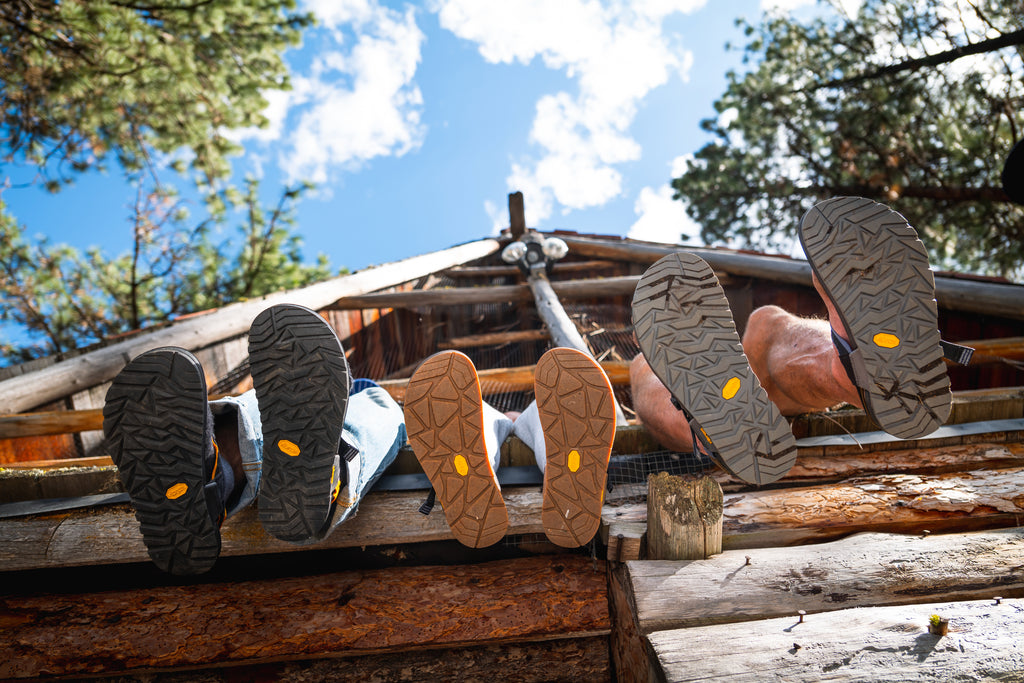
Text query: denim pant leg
482 401 514 477
329 386 407 529
511 400 545 472
209 390 264 519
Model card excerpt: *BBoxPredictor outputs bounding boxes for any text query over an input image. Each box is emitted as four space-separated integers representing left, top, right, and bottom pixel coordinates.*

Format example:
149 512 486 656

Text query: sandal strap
418 488 437 516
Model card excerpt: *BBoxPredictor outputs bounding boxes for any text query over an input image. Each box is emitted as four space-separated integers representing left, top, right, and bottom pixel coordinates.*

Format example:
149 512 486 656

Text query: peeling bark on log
0 555 609 680
600 464 1024 557
648 598 1024 683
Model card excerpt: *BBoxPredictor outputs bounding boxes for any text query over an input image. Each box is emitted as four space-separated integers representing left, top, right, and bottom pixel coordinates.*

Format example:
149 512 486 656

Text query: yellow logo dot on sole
166 483 188 500
722 377 741 400
278 439 301 457
873 333 900 349
454 454 469 476
568 449 581 473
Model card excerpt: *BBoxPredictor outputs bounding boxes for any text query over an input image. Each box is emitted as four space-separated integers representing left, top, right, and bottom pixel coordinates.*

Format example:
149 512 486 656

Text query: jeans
209 385 407 524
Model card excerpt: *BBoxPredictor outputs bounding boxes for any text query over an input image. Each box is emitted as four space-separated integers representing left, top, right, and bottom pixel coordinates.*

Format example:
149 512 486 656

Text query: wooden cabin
2 193 1023 681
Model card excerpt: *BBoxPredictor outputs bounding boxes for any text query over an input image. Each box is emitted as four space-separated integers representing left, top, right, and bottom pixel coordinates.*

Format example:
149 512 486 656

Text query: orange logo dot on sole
454 454 469 476
873 333 900 349
722 377 741 400
166 483 188 500
568 449 581 473
278 439 301 456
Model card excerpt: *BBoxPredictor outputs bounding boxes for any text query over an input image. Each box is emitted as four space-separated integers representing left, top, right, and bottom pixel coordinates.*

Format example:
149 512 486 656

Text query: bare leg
629 353 696 452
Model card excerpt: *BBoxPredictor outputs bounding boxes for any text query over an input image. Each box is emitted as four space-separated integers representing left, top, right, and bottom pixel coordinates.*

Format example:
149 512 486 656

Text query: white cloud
761 0 862 17
436 0 706 224
235 1 427 185
628 156 702 244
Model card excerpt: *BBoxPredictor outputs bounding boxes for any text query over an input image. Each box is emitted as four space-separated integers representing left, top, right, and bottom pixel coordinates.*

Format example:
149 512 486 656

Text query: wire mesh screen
338 290 719 515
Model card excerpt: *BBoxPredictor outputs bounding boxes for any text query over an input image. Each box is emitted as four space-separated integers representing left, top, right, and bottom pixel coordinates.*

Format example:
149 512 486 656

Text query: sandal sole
799 197 951 439
249 304 350 544
534 348 615 548
102 348 221 575
632 253 797 485
405 351 508 548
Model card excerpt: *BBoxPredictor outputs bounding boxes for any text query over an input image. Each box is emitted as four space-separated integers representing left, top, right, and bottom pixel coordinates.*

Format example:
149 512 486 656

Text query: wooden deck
1 220 1022 681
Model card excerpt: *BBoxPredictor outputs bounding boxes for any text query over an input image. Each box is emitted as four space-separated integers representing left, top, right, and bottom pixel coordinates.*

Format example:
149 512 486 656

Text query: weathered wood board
629 528 1024 634
610 529 1024 683
647 597 1024 682
6 463 1024 572
0 554 609 680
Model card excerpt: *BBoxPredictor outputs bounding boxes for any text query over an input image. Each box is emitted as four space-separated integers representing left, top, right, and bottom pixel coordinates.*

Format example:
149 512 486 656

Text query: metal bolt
797 610 806 623
994 596 1003 605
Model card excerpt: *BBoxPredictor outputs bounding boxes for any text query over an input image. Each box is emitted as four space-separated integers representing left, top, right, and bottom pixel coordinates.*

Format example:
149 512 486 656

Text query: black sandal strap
418 488 436 516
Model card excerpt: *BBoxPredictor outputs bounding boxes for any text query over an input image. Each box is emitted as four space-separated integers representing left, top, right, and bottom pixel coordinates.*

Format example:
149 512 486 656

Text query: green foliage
0 181 339 364
0 0 312 191
0 0 342 365
672 0 1024 278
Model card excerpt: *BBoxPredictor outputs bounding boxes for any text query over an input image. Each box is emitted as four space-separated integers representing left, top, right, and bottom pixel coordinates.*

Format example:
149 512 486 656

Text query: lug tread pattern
405 351 508 548
632 253 797 485
799 197 951 439
534 348 615 548
102 348 220 575
249 304 350 544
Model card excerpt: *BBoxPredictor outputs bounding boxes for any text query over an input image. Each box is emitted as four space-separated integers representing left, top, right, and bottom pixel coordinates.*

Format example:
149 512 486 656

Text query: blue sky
3 0 857 289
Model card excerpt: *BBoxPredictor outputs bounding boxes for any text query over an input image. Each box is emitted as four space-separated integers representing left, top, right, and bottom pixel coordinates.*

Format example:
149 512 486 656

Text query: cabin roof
2 207 1023 680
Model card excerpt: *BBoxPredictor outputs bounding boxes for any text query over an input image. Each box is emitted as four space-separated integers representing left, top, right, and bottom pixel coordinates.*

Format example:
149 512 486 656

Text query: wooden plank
0 238 501 414
326 275 639 309
558 234 1024 319
0 486 554 571
958 335 1024 363
626 528 1024 635
445 259 616 278
439 329 550 349
793 385 1024 438
647 597 1024 682
378 360 632 403
0 554 609 680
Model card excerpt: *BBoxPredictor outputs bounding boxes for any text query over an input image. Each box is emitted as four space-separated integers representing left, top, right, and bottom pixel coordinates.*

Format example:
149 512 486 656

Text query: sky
3 0 856 287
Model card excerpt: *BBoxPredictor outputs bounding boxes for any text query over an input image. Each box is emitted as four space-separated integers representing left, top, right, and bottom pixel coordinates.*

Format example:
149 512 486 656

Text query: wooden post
509 192 526 239
646 472 723 560
528 271 629 426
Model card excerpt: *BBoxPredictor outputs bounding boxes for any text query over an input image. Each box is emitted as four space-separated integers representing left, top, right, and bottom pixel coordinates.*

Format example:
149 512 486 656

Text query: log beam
557 234 1024 320
5 461 1024 573
0 554 609 680
325 275 640 310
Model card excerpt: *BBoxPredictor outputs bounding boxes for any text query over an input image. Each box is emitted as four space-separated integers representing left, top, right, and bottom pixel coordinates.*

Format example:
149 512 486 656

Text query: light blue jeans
210 385 407 527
